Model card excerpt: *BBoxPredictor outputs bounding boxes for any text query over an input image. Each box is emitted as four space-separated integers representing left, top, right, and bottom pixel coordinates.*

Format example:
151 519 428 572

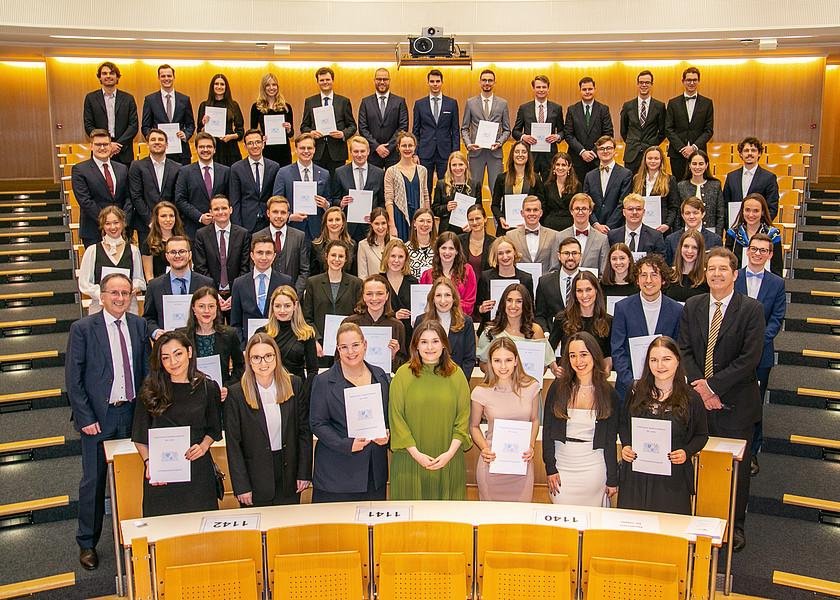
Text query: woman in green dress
389 320 472 500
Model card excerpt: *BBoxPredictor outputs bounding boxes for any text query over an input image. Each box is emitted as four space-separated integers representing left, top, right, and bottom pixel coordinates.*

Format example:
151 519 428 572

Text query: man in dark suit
193 195 251 314
299 66 357 174
723 137 780 220
71 129 129 247
140 63 195 165
82 61 138 166
564 76 614 183
679 247 764 551
535 237 582 332
256 196 310 296
229 129 280 233
66 273 150 570
611 254 683 400
619 70 667 176
734 233 786 476
143 236 213 341
271 133 332 241
666 66 714 181
512 74 564 180
607 193 667 255
582 136 632 232
412 69 460 191
357 68 409 170
174 132 230 238
127 128 181 252
664 196 723 264
331 136 386 242
230 235 293 345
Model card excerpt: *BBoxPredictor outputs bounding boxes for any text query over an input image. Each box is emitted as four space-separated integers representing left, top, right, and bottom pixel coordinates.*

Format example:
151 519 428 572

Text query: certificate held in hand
293 181 318 215
530 122 552 152
148 426 191 483
203 106 227 137
344 383 387 440
347 189 373 224
264 114 287 145
474 120 500 149
313 105 337 135
447 192 476 229
504 194 527 227
157 123 182 154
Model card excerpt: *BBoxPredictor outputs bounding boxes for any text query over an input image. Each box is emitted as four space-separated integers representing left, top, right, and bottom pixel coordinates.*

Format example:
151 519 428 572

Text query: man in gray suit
255 195 310 295
558 192 609 273
461 69 510 188
506 195 561 275
619 70 666 176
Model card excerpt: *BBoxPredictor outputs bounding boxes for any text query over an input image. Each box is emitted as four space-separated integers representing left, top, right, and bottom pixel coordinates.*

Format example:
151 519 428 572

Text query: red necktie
274 230 283 254
575 229 589 236
102 163 115 197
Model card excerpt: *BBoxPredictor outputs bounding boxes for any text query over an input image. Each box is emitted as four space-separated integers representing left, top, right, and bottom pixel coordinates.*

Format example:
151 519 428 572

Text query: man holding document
141 64 195 166
272 133 332 241
300 66 357 174
332 136 386 242
512 75 564 180
460 69 510 189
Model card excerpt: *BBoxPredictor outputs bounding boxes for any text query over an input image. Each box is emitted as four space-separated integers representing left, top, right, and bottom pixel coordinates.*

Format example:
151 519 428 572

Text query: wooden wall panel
0 62 52 180
818 65 840 180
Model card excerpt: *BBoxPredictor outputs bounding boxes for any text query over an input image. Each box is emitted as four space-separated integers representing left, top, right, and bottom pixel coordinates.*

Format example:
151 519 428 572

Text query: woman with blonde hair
380 238 418 341
632 146 680 233
415 277 477 379
475 236 534 327
249 73 294 167
256 285 318 389
384 131 430 241
432 150 483 234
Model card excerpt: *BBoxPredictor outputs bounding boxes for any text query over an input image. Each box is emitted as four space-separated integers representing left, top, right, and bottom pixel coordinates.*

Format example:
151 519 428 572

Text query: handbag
203 379 226 502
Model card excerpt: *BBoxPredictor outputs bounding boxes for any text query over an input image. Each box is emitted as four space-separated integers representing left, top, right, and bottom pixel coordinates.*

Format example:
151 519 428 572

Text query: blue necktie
257 273 267 314
175 277 187 295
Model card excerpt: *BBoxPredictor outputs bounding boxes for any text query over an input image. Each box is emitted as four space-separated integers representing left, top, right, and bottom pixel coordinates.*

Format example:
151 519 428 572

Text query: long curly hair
139 331 204 417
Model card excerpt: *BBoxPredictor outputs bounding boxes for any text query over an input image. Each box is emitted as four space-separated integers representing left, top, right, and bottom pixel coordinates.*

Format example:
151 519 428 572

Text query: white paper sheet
148 426 190 483
628 334 659 379
606 296 622 316
488 418 533 475
360 326 392 374
530 122 552 152
246 318 269 341
631 417 672 476
157 123 182 154
489 279 518 319
684 516 726 542
321 314 347 356
410 284 433 325
264 114 287 145
312 105 337 135
162 294 191 331
448 192 476 229
474 119 500 149
344 382 387 439
293 180 318 215
727 201 741 229
504 194 527 227
100 266 130 281
631 251 647 263
196 354 223 386
600 510 661 533
517 262 542 293
514 340 547 390
643 196 662 228
203 106 227 137
347 189 373 224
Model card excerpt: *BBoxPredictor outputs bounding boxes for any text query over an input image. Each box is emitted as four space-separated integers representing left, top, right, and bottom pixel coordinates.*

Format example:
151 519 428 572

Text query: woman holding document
475 236 534 330
549 271 613 371
432 151 483 234
310 323 391 502
631 146 680 233
343 274 407 371
491 141 545 234
132 331 223 517
618 336 708 515
470 337 540 502
415 277 477 379
197 73 244 166
250 73 294 167
224 333 312 506
419 232 477 315
384 131 430 241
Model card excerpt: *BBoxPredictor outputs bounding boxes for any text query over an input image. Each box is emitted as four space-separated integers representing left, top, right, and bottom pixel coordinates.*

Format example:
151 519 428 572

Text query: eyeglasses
637 81 653 86
747 246 770 255
337 342 364 353
559 251 580 257
103 290 131 298
572 206 590 213
245 140 263 147
92 142 111 148
249 353 276 364
597 146 615 152
625 207 645 212
166 249 190 257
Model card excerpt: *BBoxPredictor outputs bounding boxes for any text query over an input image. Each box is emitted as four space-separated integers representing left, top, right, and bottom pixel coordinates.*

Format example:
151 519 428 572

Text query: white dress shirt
353 163 368 190
524 226 540 260
640 293 662 335
320 93 335 106
625 224 643 249
258 381 283 451
708 290 735 329
534 100 548 123
103 89 116 136
93 157 117 189
103 309 135 403
599 160 615 195
159 89 176 121
151 157 166 191
297 162 313 182
684 95 697 122
249 157 265 187
253 267 273 298
638 97 649 122
741 165 757 199
559 269 579 306
745 267 764 299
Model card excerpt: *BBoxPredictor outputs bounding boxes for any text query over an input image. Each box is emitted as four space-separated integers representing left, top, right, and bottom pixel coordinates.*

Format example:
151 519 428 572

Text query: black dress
132 378 223 517
617 389 708 515
257 320 318 388
386 273 418 343
600 282 639 298
549 313 612 359
431 179 483 235
151 250 168 278
250 102 294 167
541 181 577 232
664 275 709 303
197 99 245 166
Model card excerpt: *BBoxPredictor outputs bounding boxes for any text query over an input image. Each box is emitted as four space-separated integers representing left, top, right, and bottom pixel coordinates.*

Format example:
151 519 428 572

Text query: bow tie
746 270 764 279
575 229 589 237
525 228 540 236
684 95 697 101
600 165 611 173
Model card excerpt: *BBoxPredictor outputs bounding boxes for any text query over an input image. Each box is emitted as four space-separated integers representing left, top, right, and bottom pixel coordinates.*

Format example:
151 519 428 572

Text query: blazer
176 326 245 388
619 97 666 164
224 377 312 502
229 157 281 232
735 268 786 369
541 182 577 232
141 90 196 163
71 159 129 240
66 311 150 431
143 270 214 334
678 292 765 428
490 172 547 232
563 100 614 159
611 293 683 398
722 165 780 220
255 226 310 296
506 225 561 274
309 362 390 493
724 229 784 276
271 162 332 240
299 93 357 162
357 93 409 166
174 162 231 237
677 178 726 234
583 164 633 229
607 224 667 256
460 95 511 158
634 175 681 232
512 100 564 153
476 268 534 329
534 270 577 333
558 225 609 272
83 89 139 164
432 179 483 234
665 94 714 157
664 228 722 265
412 95 460 161
302 272 363 342
458 232 496 274
230 270 293 344
331 161 386 220
192 223 252 290
415 313 477 380
127 156 181 228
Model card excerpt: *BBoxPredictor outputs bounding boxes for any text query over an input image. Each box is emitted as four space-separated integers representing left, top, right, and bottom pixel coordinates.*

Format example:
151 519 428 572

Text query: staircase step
775 331 840 367
797 224 840 242
767 365 840 409
0 456 80 512
0 226 68 245
0 366 67 410
773 571 840 598
0 407 77 447
0 212 65 229
0 436 65 455
0 304 81 336
762 404 840 457
783 304 840 334
785 279 840 305
0 259 74 284
804 210 840 226
0 241 72 264
796 240 840 261
0 496 70 524
790 258 840 281
748 453 840 521
0 332 68 371
0 279 78 308
0 572 75 599
0 199 64 217
0 191 60 203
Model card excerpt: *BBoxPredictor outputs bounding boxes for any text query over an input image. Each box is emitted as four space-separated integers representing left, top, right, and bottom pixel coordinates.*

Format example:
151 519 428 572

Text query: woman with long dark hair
310 206 356 276
406 207 437 279
549 271 612 371
600 243 639 298
419 231 477 315
665 230 709 303
343 274 407 371
357 207 391 278
416 277 477 379
724 192 783 275
676 150 725 234
197 73 244 166
458 203 495 277
144 201 185 281
541 151 580 231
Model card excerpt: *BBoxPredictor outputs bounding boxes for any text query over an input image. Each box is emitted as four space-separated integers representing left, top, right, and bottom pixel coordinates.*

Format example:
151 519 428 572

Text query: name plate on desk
600 511 660 533
200 514 261 533
685 516 725 542
534 509 590 528
355 505 412 523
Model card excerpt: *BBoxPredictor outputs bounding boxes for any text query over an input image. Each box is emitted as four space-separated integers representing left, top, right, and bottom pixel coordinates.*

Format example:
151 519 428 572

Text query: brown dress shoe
79 547 98 570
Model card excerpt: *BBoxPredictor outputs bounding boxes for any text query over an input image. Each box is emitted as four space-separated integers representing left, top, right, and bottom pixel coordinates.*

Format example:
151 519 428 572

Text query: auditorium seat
164 558 258 600
274 551 364 600
587 556 680 600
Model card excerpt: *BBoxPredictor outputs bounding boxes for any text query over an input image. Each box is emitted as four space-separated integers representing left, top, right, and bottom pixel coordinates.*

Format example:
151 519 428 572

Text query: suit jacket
300 93 357 162
506 226 561 274
460 95 511 158
331 161 386 216
665 94 714 157
83 89 139 164
71 159 129 240
412 95 460 161
254 226 310 296
66 311 150 431
619 97 666 164
230 270 293 343
676 178 726 235
534 270 578 333
224 377 312 502
664 228 722 264
302 272 363 342
512 100 564 153
142 271 214 333
174 162 231 237
177 326 245 388
229 157 281 232
607 224 666 255
309 361 390 493
678 292 765 428
735 268 786 369
141 90 195 163
563 100 614 158
583 164 633 228
722 165 780 220
611 293 683 398
558 225 609 272
193 223 252 289
127 156 181 228
357 93 409 167
271 162 332 240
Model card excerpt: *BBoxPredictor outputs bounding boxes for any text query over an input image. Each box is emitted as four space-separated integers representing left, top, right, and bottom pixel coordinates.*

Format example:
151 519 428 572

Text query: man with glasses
507 195 561 274
83 61 138 165
175 132 231 238
558 192 609 272
607 193 666 255
619 70 666 176
357 68 409 170
143 236 213 340
67 273 150 570
461 69 511 189
229 129 280 233
666 67 714 181
583 135 633 233
564 76 614 182
535 237 582 332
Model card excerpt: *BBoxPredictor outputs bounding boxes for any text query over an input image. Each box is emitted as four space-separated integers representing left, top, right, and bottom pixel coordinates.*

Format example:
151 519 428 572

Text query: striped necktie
704 302 723 379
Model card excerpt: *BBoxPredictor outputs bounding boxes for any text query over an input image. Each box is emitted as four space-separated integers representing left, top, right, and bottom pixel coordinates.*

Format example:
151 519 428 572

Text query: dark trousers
420 155 448 192
669 154 689 181
706 413 753 531
368 150 399 171
249 450 301 507
318 155 346 176
311 462 387 503
753 366 772 455
531 150 555 182
77 402 135 549
570 154 599 186
623 155 643 180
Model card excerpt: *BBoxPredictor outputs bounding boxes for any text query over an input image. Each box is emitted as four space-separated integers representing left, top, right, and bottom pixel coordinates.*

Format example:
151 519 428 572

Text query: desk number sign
533 509 590 528
355 505 413 523
200 513 261 532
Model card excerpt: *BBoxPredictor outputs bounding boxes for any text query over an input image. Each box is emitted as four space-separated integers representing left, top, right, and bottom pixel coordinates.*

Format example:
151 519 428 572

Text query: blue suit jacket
607 224 667 256
271 162 331 240
229 157 281 232
610 293 683 399
141 90 196 164
142 270 214 334
66 311 150 431
735 268 786 368
230 270 293 344
583 164 633 229
412 95 460 161
174 162 230 237
722 165 780 220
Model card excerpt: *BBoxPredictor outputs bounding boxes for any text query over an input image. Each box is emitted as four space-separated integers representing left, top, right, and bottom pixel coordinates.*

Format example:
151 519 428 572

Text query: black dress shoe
733 528 746 553
750 456 760 477
79 547 98 570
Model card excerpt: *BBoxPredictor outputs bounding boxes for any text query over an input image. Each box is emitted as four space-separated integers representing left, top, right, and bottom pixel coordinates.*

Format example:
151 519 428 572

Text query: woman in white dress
542 331 618 506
